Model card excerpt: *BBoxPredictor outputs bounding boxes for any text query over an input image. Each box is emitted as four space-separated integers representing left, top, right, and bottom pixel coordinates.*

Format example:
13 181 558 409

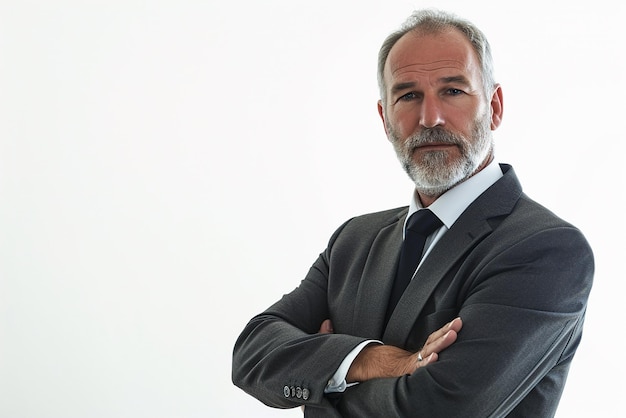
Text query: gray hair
377 9 496 104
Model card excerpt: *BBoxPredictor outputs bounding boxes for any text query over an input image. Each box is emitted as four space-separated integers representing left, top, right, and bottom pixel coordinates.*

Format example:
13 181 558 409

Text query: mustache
405 128 463 149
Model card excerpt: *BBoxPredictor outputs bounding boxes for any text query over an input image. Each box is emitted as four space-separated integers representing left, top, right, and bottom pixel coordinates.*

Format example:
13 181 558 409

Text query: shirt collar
406 160 503 231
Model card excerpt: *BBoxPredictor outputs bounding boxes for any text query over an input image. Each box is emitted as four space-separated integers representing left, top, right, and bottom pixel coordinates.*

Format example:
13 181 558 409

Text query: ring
417 352 423 362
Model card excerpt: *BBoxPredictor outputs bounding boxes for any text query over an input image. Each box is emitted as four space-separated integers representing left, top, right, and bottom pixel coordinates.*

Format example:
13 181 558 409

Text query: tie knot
406 209 443 236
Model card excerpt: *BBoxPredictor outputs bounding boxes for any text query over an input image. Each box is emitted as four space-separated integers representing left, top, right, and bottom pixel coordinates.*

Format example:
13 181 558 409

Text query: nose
419 95 445 128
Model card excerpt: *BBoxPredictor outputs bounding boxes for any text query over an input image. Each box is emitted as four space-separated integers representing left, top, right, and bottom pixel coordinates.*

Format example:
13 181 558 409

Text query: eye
398 92 418 102
446 88 464 96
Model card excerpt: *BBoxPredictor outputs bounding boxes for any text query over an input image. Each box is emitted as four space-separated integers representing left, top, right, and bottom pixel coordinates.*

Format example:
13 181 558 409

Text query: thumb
319 319 334 334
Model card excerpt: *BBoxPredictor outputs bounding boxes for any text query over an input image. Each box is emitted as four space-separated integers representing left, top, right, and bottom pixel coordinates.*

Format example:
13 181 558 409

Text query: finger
424 317 463 345
421 317 462 356
423 329 459 358
447 317 463 333
318 319 334 334
415 352 438 369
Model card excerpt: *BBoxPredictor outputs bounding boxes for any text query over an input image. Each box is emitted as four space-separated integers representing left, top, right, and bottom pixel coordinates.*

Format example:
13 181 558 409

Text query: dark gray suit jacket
232 164 594 417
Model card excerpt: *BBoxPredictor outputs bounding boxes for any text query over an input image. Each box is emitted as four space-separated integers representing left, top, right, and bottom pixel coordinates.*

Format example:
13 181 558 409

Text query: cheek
387 108 418 137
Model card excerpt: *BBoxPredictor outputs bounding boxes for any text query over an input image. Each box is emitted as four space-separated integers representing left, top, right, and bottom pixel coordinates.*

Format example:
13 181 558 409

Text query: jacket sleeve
336 225 594 417
231 219 368 411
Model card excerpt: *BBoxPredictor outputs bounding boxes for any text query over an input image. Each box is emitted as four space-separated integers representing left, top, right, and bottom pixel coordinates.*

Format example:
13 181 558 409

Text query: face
378 28 503 200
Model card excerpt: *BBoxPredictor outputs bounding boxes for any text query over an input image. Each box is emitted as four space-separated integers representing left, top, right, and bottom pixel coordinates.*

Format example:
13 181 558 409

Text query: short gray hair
377 9 496 104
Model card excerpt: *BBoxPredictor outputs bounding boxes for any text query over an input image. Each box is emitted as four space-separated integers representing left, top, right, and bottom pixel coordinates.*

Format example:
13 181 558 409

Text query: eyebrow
390 81 418 95
390 75 472 95
440 75 471 86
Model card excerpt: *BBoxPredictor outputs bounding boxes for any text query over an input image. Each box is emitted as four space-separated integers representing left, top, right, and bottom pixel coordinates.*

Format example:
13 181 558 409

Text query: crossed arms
232 215 593 417
328 317 462 383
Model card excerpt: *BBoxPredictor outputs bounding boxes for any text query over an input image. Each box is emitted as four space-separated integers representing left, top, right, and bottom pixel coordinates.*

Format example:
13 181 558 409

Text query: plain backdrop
1 0 624 417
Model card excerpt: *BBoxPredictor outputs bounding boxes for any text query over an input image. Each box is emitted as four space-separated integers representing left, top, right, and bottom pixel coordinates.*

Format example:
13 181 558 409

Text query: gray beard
388 116 493 197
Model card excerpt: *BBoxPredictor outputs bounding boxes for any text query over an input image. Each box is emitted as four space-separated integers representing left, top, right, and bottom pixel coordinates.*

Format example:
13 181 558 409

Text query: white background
1 0 624 417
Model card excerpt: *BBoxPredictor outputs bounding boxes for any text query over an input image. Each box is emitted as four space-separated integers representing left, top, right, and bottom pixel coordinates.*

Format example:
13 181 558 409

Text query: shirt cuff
324 340 382 393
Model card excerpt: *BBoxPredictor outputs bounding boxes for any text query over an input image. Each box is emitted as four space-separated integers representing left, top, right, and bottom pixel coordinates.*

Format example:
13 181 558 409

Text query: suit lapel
383 164 522 346
351 210 405 340
382 216 493 345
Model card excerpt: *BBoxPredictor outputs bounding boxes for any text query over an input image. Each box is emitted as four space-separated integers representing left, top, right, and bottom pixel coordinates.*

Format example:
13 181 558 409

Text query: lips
418 143 454 148
415 142 458 151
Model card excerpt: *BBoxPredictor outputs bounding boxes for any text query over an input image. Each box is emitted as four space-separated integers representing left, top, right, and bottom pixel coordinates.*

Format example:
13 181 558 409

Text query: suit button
283 385 290 398
290 386 296 398
302 388 310 400
296 387 302 399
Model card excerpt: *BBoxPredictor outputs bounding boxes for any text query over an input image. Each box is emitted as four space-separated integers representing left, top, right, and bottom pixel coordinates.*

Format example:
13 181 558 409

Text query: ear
489 84 504 130
377 100 390 136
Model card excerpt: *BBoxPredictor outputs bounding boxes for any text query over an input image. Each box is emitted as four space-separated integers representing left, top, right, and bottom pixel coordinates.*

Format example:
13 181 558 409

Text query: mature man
232 9 593 417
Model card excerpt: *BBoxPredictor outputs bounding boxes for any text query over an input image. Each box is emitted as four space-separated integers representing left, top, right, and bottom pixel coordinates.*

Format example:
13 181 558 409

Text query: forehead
385 28 480 83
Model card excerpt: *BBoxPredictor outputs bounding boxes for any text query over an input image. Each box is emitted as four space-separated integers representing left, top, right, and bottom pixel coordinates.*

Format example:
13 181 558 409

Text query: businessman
232 9 594 417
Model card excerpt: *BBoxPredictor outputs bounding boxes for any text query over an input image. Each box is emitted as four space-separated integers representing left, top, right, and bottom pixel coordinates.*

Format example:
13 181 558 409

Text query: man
232 9 593 417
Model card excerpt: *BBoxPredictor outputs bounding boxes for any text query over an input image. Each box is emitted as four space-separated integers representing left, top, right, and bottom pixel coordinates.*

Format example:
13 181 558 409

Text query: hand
346 317 462 383
419 316 462 363
317 319 334 334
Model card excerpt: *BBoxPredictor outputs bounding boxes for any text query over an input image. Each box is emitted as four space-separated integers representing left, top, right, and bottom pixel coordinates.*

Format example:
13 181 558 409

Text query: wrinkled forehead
389 59 472 79
384 29 480 82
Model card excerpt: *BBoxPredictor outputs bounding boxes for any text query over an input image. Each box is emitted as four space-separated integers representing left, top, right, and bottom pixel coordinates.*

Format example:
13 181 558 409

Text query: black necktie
386 209 443 322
